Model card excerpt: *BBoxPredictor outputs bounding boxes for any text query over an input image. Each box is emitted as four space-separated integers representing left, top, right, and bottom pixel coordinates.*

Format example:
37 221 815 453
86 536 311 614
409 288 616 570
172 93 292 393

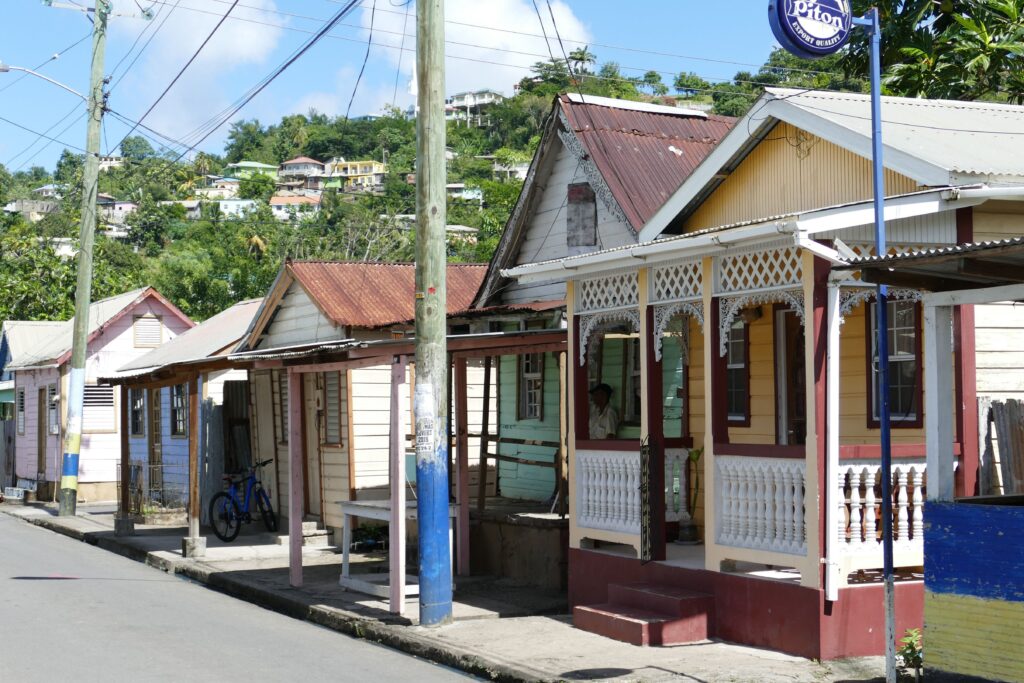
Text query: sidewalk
1 502 885 682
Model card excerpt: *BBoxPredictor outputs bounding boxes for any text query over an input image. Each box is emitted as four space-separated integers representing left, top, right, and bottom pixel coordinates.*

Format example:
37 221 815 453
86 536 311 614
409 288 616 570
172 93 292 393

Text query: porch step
275 524 331 547
573 583 713 646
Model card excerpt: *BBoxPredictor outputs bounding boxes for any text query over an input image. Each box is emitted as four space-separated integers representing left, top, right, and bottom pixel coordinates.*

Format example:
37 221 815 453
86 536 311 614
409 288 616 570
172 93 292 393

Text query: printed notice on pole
414 384 436 462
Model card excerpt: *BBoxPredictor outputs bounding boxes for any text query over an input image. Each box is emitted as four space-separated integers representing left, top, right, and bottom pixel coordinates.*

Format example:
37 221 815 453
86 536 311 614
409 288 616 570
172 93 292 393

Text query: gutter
942 185 1024 201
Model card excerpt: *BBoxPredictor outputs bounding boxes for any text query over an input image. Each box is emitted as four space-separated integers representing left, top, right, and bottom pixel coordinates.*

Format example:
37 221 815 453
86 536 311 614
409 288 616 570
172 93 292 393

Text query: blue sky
0 1 782 172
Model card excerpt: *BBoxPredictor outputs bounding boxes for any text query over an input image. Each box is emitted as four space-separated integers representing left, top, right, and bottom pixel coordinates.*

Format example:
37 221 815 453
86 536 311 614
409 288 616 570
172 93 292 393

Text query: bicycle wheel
209 492 241 542
255 487 278 533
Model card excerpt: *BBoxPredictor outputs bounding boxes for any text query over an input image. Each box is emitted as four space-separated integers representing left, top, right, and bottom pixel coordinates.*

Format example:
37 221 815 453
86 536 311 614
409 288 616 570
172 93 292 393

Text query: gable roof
1 321 66 373
281 156 323 166
474 93 735 307
117 298 262 375
639 88 1024 241
243 261 488 349
4 287 194 371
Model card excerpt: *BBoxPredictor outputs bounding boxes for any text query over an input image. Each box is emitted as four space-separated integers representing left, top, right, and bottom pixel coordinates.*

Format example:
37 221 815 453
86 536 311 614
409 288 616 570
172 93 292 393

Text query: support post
288 370 305 587
116 384 134 536
476 356 491 513
924 304 955 503
824 282 842 600
389 358 407 614
414 0 452 626
59 0 110 516
557 351 568 518
183 376 204 557
454 357 470 576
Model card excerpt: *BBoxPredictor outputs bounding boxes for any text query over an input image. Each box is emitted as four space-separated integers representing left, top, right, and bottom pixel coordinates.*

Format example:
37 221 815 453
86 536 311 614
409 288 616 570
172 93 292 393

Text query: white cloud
107 0 286 150
361 0 592 103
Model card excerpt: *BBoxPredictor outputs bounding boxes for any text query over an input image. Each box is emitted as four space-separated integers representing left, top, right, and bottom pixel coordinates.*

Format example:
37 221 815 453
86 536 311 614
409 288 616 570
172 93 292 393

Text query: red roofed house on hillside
278 156 326 192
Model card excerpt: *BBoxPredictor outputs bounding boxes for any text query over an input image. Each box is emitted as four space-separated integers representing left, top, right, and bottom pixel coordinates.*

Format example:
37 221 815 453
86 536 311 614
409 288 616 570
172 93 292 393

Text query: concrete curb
2 507 546 682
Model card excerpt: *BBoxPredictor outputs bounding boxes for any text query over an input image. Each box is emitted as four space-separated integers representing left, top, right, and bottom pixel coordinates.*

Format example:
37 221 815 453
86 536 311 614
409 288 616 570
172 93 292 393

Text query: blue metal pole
858 8 897 682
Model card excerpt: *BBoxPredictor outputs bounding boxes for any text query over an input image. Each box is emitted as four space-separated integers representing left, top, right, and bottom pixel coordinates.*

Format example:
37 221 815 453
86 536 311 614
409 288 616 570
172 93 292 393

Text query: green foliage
120 135 155 162
897 627 923 679
0 164 12 204
238 173 276 201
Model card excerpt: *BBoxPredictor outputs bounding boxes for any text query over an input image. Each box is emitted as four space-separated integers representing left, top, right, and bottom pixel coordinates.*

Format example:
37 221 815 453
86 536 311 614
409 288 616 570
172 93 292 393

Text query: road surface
0 513 470 682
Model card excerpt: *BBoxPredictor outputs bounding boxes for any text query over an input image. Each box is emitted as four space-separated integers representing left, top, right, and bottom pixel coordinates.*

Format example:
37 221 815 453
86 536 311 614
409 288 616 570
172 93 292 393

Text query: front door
148 388 163 497
302 374 322 519
36 387 47 479
774 308 806 446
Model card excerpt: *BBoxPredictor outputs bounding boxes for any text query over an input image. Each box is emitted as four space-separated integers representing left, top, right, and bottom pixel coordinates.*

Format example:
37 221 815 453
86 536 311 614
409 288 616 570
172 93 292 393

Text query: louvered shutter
83 384 115 432
133 315 162 348
324 371 342 443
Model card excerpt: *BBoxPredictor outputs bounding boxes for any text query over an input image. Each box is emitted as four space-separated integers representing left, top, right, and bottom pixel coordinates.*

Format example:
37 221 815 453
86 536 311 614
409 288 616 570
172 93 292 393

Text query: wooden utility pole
59 0 110 516
413 0 452 626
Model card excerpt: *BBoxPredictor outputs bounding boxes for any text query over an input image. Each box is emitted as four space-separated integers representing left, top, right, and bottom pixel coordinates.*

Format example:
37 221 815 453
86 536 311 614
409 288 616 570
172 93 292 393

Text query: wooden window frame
866 300 923 429
516 352 545 421
47 383 59 435
575 321 641 447
170 384 188 438
658 315 691 446
16 387 25 435
726 320 751 427
82 383 117 434
132 314 163 348
322 370 344 446
277 371 289 444
129 387 145 437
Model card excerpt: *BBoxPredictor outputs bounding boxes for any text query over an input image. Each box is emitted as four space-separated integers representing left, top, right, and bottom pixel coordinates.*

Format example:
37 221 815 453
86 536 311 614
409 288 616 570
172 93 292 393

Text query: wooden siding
972 209 1024 242
505 141 635 305
14 368 60 483
258 281 346 349
727 309 775 444
975 303 1024 401
248 370 280 513
684 122 921 232
497 352 559 500
817 211 957 246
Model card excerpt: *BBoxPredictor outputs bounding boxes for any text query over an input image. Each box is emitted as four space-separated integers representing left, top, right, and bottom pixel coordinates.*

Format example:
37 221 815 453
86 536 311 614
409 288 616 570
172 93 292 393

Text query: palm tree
568 46 596 75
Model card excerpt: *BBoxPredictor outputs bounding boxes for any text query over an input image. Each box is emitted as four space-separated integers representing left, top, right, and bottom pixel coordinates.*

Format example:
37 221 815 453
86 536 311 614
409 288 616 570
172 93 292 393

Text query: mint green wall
497 351 560 501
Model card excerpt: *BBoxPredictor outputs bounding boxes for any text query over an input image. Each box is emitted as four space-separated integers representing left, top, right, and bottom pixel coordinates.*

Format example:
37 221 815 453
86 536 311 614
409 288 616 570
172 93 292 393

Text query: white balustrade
837 460 926 561
715 456 806 555
577 450 641 534
664 448 690 523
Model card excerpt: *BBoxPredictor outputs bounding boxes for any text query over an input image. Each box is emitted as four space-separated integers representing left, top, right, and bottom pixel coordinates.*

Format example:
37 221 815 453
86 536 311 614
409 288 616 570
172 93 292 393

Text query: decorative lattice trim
576 271 639 313
716 245 802 295
838 287 923 323
719 290 805 356
653 302 701 362
578 310 641 366
557 112 632 229
651 260 703 304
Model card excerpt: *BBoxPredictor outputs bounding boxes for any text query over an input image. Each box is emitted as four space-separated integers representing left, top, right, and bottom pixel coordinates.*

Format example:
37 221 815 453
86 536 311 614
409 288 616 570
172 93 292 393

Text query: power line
0 114 91 157
345 0 376 120
112 0 240 155
5 103 83 169
390 0 411 107
107 0 181 93
0 31 93 94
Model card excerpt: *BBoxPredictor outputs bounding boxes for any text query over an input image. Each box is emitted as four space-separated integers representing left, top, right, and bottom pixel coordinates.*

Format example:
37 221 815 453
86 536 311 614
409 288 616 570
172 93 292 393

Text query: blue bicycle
209 459 277 542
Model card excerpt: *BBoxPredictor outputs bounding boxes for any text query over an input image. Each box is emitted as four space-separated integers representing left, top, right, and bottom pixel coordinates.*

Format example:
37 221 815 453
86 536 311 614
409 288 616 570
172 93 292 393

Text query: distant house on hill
269 194 320 220
278 157 325 192
224 161 279 180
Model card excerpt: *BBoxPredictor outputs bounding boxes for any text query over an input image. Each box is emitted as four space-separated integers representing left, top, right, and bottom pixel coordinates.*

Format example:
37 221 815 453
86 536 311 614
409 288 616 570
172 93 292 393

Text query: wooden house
1 288 193 502
473 93 734 503
502 89 1024 658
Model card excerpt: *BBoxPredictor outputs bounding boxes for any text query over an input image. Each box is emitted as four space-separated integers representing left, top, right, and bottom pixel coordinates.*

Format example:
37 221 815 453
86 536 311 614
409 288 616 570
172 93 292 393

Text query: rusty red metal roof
287 261 487 328
558 94 735 230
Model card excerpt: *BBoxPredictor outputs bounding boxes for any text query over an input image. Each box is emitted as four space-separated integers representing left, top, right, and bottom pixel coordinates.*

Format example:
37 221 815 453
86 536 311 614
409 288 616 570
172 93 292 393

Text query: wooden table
337 499 456 600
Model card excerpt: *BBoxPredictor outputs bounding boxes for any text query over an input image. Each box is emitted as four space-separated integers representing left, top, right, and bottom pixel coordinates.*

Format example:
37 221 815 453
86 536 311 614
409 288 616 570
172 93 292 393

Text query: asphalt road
0 514 471 682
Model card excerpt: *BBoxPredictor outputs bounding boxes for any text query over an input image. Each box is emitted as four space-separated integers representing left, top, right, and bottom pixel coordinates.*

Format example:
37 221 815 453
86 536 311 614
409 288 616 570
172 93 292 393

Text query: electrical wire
107 0 181 93
0 114 91 157
345 0 375 120
390 0 411 108
0 32 93 94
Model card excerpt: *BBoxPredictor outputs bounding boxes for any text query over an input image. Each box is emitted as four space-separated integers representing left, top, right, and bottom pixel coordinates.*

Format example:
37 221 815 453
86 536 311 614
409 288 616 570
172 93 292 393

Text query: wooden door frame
773 305 806 446
36 387 47 479
148 387 163 492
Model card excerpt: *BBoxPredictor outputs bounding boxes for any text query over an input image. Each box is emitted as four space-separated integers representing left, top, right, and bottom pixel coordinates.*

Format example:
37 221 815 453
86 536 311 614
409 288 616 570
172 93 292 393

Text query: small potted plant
675 446 703 544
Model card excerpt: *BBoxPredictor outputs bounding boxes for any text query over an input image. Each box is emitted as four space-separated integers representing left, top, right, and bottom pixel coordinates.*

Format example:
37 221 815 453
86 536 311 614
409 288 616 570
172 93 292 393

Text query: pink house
2 287 193 502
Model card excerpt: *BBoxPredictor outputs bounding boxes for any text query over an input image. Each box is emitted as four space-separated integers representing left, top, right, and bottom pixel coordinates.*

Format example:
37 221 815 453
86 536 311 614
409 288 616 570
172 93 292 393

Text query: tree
0 164 12 204
568 46 597 75
120 135 155 161
225 119 269 163
238 173 276 202
642 70 669 96
674 72 711 97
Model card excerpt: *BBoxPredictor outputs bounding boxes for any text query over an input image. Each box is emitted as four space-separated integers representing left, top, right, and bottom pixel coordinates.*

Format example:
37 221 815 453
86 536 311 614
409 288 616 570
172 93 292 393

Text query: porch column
476 356 492 513
924 304 955 502
824 281 842 600
954 305 979 497
288 369 305 587
115 383 134 536
183 375 204 558
701 256 719 567
640 269 666 560
389 357 407 613
800 250 826 589
454 356 470 575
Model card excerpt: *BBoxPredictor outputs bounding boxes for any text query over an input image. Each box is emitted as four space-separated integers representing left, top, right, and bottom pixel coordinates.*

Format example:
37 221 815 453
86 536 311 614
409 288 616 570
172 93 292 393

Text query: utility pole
59 0 110 516
413 0 452 625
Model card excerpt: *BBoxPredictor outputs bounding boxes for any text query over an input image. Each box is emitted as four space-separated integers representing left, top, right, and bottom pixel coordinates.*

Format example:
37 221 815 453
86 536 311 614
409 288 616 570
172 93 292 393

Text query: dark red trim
573 317 588 442
714 443 804 458
865 300 925 430
771 303 784 446
576 439 643 452
840 443 961 459
954 207 979 497
812 254 829 581
665 437 695 449
645 306 666 560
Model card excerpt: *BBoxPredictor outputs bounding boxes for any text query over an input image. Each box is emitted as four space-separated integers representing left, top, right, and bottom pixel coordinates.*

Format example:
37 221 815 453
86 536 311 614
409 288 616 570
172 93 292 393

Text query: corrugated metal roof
1 321 66 369
559 94 735 229
117 298 262 373
768 88 1024 178
288 261 487 328
281 156 323 165
5 287 153 370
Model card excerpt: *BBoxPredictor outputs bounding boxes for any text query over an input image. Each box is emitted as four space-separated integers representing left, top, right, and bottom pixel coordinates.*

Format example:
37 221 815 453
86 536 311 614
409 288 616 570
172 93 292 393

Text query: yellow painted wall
925 591 1024 681
687 319 706 530
838 303 925 444
684 122 921 231
973 209 1024 242
727 309 776 444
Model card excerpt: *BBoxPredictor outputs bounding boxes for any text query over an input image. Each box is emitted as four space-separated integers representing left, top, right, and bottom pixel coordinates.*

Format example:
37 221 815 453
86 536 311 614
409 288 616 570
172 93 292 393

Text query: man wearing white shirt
588 383 620 439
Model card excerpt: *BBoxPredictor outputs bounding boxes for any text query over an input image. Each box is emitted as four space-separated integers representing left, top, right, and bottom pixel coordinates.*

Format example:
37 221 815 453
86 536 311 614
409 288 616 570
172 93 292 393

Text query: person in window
589 383 620 439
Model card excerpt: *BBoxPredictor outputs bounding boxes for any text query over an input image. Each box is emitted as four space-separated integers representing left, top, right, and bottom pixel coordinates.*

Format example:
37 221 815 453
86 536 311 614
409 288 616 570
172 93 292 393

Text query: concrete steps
573 583 714 646
275 521 331 547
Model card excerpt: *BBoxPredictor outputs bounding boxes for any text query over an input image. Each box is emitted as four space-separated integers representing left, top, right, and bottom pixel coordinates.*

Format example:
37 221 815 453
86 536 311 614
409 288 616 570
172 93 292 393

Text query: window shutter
567 182 597 254
83 384 116 432
278 372 289 438
48 384 59 434
16 388 25 434
134 315 162 348
324 372 342 443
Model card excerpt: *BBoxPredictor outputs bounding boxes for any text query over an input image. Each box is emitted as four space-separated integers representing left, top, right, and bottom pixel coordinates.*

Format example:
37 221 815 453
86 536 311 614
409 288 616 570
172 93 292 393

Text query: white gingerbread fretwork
653 302 702 362
578 310 641 366
719 290 805 356
717 245 802 294
838 287 923 322
576 271 639 313
651 261 702 303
